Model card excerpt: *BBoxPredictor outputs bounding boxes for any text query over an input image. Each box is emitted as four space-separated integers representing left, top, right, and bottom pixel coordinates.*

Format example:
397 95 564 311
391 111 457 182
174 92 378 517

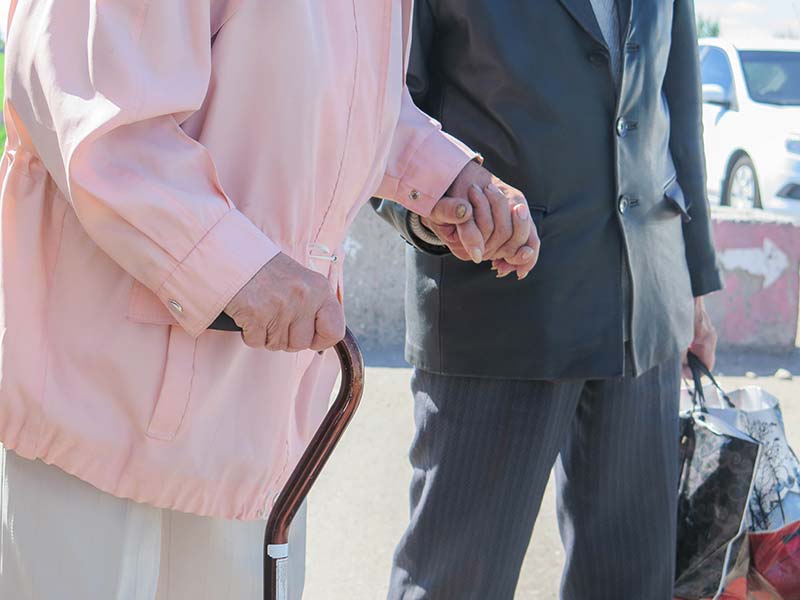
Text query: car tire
723 155 762 209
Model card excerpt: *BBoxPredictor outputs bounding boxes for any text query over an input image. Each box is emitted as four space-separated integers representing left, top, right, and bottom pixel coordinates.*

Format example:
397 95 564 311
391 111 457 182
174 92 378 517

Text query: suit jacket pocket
664 177 692 223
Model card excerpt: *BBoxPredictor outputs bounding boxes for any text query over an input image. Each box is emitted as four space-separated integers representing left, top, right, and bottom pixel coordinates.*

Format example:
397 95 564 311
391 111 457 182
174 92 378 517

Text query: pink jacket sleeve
19 0 277 337
375 87 480 218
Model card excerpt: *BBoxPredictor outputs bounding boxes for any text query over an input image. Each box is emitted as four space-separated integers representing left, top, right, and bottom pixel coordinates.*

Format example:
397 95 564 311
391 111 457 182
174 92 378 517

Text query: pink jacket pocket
146 326 198 441
128 280 197 441
127 281 178 326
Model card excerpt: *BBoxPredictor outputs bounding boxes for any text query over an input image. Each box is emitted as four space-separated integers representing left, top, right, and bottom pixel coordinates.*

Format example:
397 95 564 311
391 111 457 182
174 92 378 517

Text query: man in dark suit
374 0 721 598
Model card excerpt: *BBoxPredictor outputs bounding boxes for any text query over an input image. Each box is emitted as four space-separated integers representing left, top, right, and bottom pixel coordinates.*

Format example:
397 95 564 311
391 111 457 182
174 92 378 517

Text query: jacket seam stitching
153 210 230 297
313 0 361 242
131 1 155 122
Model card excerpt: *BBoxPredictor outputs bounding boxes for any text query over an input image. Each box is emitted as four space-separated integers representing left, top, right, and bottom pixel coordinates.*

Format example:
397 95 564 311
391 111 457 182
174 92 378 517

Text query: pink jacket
0 0 474 519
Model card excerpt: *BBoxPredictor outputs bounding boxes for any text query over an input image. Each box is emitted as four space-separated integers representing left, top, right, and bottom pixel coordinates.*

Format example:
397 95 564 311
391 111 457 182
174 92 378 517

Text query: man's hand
224 253 345 352
683 296 718 378
423 161 540 280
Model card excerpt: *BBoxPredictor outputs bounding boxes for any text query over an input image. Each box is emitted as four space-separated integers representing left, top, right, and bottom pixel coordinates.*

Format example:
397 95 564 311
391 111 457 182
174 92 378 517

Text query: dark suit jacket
374 0 723 379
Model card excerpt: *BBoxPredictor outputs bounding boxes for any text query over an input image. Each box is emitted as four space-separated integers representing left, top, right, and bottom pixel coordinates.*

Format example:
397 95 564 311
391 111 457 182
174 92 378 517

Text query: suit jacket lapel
617 0 633 40
556 0 608 48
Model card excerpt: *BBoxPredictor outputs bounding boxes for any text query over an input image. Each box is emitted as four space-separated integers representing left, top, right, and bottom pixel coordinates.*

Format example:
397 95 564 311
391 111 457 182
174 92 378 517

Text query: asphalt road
304 354 800 600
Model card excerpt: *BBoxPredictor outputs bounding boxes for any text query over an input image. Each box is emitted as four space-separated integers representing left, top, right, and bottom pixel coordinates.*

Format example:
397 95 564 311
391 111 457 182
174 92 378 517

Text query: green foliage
0 52 5 149
697 16 721 39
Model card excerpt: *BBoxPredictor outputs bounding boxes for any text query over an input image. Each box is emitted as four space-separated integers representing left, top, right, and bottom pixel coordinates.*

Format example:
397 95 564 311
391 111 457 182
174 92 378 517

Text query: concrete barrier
343 204 800 353
343 207 407 353
707 207 800 351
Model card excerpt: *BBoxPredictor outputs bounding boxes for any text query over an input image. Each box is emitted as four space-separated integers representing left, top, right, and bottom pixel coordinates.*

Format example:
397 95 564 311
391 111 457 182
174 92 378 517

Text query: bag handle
687 352 735 410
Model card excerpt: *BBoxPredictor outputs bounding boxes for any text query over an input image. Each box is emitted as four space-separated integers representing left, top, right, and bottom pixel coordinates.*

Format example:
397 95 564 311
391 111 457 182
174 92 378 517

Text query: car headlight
786 137 800 155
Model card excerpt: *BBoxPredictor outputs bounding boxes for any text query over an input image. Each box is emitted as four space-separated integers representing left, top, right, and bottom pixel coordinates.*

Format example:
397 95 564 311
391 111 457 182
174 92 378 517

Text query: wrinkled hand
682 297 718 378
225 253 345 352
423 161 540 280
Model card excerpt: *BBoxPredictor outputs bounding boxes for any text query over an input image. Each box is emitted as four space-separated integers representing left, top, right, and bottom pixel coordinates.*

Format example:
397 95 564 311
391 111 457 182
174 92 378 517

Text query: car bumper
763 153 800 215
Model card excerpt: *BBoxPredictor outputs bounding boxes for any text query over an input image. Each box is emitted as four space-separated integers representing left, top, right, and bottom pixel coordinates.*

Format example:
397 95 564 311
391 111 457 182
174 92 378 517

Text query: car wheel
723 155 762 209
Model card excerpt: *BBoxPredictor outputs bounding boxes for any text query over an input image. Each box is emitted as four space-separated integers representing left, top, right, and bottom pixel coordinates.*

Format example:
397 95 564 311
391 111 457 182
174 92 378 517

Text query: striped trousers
388 355 681 600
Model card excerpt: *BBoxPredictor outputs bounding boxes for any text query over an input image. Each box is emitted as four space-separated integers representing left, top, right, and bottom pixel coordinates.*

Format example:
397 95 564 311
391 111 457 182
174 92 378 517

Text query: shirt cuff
388 130 480 218
408 212 446 246
155 209 281 337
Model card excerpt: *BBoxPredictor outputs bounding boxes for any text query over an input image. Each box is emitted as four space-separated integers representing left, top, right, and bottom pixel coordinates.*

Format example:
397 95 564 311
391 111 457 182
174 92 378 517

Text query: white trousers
0 448 306 600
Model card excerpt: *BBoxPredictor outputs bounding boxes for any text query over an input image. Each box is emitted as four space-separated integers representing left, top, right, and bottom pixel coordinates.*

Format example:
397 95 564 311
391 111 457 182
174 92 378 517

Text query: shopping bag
711 504 800 600
681 357 800 599
749 522 800 598
684 383 800 532
675 355 763 600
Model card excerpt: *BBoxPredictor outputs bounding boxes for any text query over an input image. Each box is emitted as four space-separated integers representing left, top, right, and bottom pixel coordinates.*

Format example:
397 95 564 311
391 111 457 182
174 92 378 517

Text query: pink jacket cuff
155 209 280 337
394 129 479 217
376 92 480 217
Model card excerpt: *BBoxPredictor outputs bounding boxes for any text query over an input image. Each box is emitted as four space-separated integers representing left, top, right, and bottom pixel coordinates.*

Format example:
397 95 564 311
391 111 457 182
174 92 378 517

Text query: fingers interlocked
462 183 539 278
427 175 541 279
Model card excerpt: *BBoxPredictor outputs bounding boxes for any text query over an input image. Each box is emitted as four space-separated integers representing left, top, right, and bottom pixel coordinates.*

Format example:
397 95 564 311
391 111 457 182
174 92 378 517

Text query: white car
699 38 800 214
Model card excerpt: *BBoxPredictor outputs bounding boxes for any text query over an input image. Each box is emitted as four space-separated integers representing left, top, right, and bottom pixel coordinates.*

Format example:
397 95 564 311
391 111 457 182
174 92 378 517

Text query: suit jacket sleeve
663 0 724 297
370 197 452 255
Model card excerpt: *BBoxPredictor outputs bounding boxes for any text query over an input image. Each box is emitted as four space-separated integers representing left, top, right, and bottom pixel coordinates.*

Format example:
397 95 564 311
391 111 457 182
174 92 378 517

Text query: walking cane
209 313 365 600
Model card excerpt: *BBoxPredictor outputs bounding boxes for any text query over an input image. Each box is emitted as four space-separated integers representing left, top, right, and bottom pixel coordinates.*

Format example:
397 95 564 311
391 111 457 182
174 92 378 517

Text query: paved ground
304 351 800 600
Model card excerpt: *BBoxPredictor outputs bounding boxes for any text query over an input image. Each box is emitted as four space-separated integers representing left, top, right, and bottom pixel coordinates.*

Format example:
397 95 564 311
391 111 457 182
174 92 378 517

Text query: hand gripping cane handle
208 313 365 600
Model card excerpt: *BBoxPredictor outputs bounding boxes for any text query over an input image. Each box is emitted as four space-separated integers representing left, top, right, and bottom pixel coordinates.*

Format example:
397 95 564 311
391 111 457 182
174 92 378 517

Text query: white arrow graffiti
718 238 790 289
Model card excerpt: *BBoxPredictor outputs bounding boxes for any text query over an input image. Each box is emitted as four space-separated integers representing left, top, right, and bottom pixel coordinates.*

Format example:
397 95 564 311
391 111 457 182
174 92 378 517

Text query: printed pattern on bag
695 386 800 533
739 410 800 532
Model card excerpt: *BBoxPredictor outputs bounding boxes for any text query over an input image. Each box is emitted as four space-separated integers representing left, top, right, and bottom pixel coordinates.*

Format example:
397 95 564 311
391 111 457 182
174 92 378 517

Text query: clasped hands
422 160 540 279
224 161 539 353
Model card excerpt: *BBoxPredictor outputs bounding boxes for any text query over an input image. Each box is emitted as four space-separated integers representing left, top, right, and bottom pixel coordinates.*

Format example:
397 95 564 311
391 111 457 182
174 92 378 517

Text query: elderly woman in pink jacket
0 0 539 598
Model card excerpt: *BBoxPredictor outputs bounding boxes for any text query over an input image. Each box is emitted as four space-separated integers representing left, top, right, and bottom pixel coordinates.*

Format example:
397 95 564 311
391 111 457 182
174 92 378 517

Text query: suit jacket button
409 189 421 201
618 195 630 214
616 118 628 138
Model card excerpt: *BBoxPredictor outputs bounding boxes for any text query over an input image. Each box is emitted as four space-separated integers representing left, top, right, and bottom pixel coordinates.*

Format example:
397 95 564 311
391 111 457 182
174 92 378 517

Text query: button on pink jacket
0 0 475 519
